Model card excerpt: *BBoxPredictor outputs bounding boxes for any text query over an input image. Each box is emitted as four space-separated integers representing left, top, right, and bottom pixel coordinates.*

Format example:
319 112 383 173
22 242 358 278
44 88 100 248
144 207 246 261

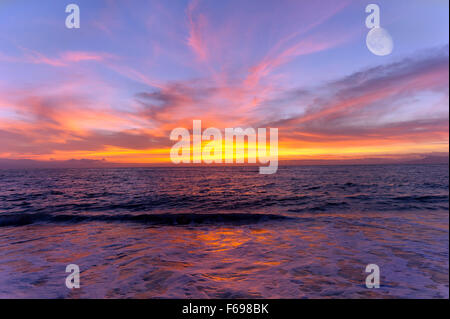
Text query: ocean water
0 164 448 298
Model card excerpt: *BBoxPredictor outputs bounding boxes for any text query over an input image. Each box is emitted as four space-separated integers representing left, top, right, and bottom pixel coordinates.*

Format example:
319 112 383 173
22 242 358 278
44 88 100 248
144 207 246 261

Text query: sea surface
0 164 448 298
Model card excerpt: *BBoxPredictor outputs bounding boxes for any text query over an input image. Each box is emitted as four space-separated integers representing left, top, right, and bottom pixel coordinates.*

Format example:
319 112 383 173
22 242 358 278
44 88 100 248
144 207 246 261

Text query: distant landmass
280 154 449 166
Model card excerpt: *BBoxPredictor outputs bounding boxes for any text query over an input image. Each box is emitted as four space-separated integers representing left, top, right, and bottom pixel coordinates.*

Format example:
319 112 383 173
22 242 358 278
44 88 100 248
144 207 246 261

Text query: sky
0 0 448 164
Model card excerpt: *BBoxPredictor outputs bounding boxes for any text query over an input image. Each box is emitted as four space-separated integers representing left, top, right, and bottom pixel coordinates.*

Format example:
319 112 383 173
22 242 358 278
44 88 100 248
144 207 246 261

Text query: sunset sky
0 0 448 164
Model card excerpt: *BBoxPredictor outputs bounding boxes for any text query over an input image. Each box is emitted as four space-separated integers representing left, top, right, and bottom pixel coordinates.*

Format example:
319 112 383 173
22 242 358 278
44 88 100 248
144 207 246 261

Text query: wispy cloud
0 47 113 67
186 0 209 61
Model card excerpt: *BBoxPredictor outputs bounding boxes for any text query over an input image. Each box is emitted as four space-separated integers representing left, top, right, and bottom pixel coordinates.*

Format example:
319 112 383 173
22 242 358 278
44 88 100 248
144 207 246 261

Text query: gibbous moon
366 27 393 56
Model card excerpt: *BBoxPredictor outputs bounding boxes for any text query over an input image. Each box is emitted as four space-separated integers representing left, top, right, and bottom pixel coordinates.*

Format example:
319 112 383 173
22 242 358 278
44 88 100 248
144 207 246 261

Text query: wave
391 195 448 203
0 212 292 227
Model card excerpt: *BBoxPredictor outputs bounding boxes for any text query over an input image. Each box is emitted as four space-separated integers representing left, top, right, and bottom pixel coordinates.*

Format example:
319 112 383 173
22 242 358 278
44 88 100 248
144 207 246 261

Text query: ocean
0 164 448 298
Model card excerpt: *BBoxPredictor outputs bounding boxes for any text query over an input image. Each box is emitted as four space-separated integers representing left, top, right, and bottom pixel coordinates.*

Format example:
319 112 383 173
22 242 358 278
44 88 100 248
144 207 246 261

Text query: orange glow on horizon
2 139 446 164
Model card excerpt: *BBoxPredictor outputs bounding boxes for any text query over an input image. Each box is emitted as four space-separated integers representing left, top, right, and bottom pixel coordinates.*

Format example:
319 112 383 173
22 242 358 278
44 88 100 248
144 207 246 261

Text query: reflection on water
0 210 448 298
0 165 448 298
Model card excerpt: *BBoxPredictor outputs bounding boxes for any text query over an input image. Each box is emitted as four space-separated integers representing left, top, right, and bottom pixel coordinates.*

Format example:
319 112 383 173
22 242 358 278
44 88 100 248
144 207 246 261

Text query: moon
366 27 394 56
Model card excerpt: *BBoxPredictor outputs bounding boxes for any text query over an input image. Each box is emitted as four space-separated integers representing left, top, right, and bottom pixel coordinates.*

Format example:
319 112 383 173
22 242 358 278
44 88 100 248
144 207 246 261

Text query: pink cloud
186 0 209 61
0 47 113 67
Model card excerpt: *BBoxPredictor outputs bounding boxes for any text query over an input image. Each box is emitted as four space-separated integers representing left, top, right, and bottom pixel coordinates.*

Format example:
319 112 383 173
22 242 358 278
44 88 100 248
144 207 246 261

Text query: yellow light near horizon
279 142 448 158
174 140 268 163
9 140 448 164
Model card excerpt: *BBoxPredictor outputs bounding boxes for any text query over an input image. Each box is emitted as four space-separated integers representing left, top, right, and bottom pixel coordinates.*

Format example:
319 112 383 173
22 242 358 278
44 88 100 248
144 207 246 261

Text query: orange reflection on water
192 229 248 253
